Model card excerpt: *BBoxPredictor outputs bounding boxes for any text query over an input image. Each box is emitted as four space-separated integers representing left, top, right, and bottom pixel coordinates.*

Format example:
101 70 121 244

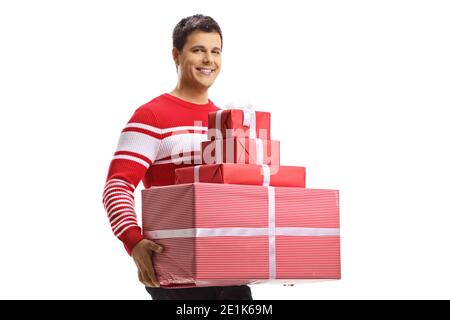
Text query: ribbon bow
224 102 256 138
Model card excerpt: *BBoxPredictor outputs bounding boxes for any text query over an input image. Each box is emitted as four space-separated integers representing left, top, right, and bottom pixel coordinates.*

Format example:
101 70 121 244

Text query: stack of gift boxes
142 108 340 288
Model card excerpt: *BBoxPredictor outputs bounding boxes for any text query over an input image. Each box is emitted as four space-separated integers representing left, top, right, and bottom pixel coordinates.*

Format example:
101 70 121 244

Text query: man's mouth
196 67 215 75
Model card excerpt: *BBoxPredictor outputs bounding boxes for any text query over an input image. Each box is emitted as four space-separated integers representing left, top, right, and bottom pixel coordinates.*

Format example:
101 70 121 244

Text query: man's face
174 30 222 89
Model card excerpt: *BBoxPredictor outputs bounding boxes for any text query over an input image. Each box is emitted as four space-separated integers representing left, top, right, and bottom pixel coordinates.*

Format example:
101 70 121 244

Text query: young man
103 14 253 300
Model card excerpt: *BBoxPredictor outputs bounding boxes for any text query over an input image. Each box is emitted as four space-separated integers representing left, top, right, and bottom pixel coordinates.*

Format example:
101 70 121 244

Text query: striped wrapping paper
141 183 340 288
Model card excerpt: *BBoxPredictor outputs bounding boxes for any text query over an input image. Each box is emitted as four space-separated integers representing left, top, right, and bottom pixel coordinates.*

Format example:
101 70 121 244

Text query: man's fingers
140 266 157 287
144 253 160 287
138 260 156 287
138 270 153 287
138 269 152 287
146 240 164 253
146 266 160 288
133 239 163 287
138 270 144 284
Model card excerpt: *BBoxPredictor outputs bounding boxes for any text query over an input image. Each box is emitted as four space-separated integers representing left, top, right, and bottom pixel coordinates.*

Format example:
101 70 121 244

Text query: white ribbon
241 104 257 139
144 227 340 239
262 164 271 186
255 138 264 165
143 186 340 280
267 186 276 279
194 165 200 182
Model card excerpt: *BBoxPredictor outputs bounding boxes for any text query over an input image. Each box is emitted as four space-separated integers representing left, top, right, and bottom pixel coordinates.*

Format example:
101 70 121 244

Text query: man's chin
195 80 215 89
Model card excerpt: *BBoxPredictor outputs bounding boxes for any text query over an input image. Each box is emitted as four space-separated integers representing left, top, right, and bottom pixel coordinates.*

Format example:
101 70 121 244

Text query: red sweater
103 93 220 255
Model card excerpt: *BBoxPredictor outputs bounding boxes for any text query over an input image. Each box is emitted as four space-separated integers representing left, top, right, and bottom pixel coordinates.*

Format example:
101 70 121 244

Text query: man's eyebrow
190 45 205 50
190 45 221 51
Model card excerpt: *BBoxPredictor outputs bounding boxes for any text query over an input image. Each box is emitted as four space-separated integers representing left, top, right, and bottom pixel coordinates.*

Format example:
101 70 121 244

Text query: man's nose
202 51 212 64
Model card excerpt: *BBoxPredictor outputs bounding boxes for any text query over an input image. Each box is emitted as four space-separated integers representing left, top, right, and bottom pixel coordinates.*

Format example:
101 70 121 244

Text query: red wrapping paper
207 109 271 140
142 183 340 288
201 138 280 165
175 163 306 187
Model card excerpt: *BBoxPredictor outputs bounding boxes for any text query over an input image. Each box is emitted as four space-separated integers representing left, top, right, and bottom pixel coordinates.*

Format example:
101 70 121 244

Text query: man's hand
131 239 164 288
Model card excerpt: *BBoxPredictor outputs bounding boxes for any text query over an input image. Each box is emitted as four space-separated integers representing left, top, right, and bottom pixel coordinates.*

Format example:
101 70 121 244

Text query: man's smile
196 67 215 75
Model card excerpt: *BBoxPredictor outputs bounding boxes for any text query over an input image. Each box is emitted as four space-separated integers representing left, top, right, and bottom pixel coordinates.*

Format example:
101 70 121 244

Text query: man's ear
172 47 180 66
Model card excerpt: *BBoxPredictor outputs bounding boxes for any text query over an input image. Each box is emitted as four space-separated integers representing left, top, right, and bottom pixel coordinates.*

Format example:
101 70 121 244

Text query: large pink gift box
142 183 340 288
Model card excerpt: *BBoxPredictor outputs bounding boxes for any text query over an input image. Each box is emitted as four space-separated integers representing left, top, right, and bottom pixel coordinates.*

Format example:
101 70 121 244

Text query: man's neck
170 86 209 105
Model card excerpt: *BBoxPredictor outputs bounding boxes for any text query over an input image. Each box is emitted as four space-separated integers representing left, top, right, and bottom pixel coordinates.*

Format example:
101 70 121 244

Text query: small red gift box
207 109 271 140
175 163 305 187
201 138 280 165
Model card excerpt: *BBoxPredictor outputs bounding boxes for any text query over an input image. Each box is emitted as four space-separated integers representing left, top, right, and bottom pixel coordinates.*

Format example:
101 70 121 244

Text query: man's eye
193 49 201 53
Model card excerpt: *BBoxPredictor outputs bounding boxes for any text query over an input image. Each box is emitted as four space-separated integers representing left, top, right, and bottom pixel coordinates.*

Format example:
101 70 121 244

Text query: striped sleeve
103 106 162 255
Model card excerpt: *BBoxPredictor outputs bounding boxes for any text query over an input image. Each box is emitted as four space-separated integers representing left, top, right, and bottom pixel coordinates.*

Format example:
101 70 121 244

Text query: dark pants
146 285 253 300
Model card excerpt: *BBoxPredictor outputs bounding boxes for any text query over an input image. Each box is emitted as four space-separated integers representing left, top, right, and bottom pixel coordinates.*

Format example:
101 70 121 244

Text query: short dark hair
172 14 223 52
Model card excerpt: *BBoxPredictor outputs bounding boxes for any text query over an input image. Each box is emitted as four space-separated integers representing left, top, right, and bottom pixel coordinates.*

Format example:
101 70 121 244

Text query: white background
1 0 449 299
